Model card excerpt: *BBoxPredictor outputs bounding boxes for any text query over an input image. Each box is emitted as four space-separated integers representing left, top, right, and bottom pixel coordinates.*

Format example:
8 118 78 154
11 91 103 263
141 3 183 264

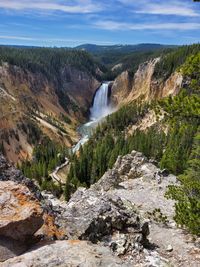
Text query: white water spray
72 82 113 153
90 82 112 121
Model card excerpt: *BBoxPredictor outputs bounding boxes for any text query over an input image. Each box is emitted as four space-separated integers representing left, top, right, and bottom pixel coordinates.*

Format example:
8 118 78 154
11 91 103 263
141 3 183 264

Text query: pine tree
167 128 200 235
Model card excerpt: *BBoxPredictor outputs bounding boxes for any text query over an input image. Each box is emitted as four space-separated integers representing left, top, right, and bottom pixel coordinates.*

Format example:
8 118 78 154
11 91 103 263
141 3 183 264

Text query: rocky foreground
0 152 199 266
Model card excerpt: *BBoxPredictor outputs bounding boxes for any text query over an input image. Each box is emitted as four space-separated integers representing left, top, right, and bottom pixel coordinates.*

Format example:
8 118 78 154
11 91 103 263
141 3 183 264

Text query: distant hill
75 43 177 54
75 43 178 79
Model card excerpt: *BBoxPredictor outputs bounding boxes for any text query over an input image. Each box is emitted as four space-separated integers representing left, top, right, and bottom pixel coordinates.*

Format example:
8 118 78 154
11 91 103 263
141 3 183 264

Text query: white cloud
118 0 199 17
0 0 103 14
136 4 199 17
0 35 35 40
0 35 114 45
94 21 200 31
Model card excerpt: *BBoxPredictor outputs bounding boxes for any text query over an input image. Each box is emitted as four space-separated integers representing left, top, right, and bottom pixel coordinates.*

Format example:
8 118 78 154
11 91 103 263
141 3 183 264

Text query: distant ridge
0 43 177 53
75 43 177 54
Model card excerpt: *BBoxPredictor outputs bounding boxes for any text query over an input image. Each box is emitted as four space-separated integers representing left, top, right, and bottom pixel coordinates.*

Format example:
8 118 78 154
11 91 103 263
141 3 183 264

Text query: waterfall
72 82 113 153
90 82 112 121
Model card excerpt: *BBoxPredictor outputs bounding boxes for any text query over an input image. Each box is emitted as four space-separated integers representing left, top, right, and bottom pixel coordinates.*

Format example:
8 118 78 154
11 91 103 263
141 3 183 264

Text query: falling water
90 82 112 121
72 82 113 152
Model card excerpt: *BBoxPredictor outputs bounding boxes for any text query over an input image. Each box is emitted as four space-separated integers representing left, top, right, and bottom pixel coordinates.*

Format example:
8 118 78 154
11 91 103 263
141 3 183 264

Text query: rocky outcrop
0 181 43 261
39 154 153 251
42 188 149 256
0 181 43 241
103 151 200 267
111 58 183 106
38 154 152 260
1 240 130 267
1 152 199 266
0 154 62 262
42 151 200 266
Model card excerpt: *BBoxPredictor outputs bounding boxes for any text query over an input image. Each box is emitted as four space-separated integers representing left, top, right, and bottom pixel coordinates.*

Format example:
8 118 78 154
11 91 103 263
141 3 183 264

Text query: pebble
166 245 173 252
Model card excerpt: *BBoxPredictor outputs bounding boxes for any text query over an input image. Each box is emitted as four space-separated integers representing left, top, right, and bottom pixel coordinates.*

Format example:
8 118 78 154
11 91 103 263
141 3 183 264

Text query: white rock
166 245 173 252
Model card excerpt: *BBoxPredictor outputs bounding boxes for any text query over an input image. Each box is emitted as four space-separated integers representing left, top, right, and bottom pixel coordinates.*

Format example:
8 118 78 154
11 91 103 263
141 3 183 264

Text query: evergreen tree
166 128 200 235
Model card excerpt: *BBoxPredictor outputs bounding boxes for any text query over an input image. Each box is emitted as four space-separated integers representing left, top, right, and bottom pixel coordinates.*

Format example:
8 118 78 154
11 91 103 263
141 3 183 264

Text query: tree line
0 46 102 80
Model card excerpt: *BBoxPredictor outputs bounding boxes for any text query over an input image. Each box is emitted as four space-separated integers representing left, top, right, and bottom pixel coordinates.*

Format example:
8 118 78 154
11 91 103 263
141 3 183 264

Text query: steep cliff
0 61 100 163
111 58 183 106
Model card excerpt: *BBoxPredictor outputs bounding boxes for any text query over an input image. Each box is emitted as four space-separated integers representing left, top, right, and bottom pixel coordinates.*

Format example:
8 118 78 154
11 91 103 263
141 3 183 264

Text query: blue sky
0 0 200 46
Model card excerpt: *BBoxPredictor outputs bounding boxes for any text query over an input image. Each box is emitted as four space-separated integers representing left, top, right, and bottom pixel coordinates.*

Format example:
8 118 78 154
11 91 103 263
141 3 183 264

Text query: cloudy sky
0 0 200 46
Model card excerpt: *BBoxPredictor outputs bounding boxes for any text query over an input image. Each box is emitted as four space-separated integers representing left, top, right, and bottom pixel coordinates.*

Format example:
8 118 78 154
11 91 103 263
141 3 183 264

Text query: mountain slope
0 47 101 163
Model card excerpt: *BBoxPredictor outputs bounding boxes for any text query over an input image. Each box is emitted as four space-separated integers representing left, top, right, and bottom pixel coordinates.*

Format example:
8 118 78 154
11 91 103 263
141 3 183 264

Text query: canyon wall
111 58 183 106
0 62 100 163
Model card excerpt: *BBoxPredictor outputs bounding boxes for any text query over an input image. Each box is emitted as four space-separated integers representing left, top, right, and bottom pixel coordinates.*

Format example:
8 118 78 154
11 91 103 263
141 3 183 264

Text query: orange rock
0 181 44 241
36 213 65 240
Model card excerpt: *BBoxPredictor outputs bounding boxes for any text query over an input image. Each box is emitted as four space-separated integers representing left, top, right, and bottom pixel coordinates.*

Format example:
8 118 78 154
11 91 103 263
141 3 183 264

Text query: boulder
1 240 130 267
0 181 44 241
0 154 62 241
0 181 44 262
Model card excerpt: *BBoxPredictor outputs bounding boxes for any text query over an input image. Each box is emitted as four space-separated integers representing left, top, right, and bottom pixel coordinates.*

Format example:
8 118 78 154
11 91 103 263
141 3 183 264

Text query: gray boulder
1 240 130 267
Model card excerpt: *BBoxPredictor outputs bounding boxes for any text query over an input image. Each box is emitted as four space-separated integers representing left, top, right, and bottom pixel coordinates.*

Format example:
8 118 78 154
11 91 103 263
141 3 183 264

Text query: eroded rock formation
111 59 183 106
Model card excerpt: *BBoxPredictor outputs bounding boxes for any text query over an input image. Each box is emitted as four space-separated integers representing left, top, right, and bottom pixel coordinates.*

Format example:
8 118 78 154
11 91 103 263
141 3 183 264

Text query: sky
0 0 200 47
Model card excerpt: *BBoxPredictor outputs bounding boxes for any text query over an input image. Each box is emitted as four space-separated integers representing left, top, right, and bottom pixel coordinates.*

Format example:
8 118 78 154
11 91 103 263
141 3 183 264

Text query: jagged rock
51 188 149 250
1 150 199 266
93 151 148 192
93 169 120 191
0 181 44 241
1 240 130 267
42 155 150 257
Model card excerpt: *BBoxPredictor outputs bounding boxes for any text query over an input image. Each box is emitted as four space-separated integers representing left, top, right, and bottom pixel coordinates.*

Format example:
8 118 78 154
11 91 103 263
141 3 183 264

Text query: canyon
0 44 199 266
0 54 183 164
0 61 100 163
